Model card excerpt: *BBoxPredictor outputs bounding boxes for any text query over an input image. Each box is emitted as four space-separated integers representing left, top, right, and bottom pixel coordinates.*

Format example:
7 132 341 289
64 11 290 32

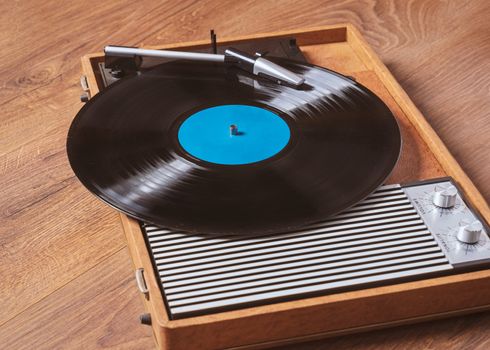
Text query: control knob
457 220 483 244
432 184 458 208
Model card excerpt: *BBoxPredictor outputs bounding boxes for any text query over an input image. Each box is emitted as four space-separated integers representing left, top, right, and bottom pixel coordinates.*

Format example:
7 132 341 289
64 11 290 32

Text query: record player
72 24 490 349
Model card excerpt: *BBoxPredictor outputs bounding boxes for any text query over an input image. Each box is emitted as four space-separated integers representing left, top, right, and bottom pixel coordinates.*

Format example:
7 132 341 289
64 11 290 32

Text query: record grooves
67 57 401 235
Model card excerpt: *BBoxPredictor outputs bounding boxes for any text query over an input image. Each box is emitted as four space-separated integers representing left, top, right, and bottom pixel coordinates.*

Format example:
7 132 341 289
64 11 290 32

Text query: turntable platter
67 58 401 235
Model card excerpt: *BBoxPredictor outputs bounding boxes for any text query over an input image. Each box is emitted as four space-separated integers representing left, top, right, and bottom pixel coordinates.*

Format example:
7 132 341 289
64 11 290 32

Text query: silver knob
432 184 458 208
457 220 483 244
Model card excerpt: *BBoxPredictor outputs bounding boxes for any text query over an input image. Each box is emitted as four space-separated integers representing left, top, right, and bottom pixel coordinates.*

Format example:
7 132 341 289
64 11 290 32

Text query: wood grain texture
0 0 489 349
0 248 154 349
275 311 490 350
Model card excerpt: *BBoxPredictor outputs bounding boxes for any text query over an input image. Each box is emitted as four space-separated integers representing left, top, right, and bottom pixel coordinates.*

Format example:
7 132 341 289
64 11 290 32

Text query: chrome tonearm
104 45 305 87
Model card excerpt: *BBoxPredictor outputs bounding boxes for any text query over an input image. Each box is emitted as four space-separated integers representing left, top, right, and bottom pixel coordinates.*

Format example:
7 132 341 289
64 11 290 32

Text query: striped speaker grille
142 185 452 319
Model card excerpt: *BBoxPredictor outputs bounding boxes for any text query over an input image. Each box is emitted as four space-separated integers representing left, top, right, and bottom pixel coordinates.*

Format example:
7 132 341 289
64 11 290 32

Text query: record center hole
229 124 244 136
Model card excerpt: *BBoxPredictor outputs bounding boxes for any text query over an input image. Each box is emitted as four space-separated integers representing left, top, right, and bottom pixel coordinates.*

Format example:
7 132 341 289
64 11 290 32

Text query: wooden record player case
79 24 490 350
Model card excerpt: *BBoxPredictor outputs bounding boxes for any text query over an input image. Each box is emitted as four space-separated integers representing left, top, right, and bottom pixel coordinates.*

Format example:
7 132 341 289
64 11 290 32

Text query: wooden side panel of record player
120 214 170 349
82 24 490 350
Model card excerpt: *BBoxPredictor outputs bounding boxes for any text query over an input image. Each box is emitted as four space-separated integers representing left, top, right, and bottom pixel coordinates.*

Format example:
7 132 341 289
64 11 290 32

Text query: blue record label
178 104 291 165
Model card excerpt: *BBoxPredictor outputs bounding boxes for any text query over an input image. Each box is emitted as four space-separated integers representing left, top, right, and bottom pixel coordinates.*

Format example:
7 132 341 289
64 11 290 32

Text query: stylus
104 45 305 87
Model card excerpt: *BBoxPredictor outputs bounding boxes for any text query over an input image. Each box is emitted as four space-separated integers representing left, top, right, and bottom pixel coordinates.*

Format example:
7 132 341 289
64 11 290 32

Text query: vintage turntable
71 24 490 349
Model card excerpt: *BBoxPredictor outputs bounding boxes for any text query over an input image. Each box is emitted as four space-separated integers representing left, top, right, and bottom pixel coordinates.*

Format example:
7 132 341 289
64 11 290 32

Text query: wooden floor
1 1 489 349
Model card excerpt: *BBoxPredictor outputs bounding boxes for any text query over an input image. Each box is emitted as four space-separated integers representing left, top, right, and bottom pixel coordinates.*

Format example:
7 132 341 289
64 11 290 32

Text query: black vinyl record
67 58 401 235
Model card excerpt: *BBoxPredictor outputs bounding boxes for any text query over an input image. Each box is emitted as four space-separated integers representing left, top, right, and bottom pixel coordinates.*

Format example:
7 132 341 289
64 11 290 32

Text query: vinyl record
67 58 401 235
